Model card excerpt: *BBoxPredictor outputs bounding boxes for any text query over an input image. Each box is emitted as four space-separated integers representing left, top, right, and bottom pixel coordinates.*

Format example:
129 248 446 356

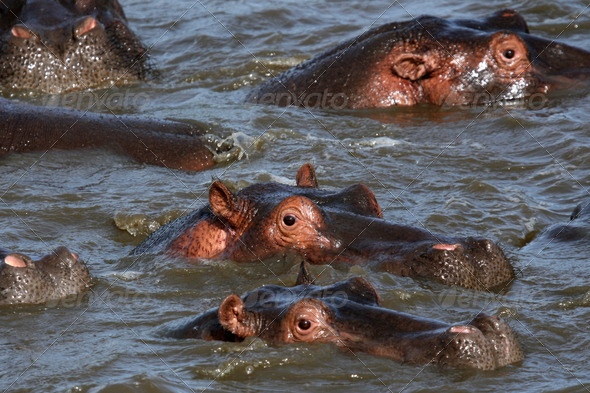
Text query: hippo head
538 200 590 242
248 9 590 108
0 246 91 305
183 265 523 370
168 163 514 290
0 0 146 93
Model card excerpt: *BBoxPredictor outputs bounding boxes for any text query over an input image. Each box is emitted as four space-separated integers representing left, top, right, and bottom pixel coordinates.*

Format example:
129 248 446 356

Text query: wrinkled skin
247 9 590 109
0 0 146 93
0 246 90 305
134 163 514 290
0 98 234 171
170 263 523 370
537 200 590 242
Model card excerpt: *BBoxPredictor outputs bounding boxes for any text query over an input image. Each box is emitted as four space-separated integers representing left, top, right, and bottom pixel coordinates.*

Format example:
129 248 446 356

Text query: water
1 0 590 392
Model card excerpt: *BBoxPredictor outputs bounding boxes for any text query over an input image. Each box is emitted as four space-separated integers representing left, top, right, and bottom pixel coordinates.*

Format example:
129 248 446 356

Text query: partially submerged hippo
0 98 233 171
535 200 590 242
0 0 146 93
170 262 523 370
0 246 90 305
247 9 590 108
134 163 514 290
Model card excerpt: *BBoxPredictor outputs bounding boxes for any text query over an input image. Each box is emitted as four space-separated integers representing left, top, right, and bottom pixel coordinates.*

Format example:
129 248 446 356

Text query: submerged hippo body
0 98 231 171
134 163 514 290
248 9 590 109
171 263 523 370
537 201 590 242
0 246 90 305
0 0 146 93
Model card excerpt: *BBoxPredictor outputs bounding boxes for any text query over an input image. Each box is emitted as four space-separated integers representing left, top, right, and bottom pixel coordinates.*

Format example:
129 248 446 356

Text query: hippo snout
0 246 91 305
439 313 523 370
410 237 514 290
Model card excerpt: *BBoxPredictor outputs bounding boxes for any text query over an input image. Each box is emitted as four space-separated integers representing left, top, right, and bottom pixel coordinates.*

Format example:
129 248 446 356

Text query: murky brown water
1 0 590 392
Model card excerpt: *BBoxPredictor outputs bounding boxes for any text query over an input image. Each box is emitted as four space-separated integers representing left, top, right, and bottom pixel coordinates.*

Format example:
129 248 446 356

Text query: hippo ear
344 277 383 307
219 294 257 338
209 181 242 227
392 53 438 81
295 261 315 286
296 163 319 188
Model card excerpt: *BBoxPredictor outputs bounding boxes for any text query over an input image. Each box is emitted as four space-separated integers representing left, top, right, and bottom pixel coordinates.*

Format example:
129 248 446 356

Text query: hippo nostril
449 325 477 334
11 25 33 39
4 255 27 268
74 16 98 38
432 243 460 251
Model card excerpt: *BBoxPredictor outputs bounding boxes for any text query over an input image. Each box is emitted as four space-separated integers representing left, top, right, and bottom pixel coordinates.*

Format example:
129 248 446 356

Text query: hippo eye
283 215 296 226
503 49 515 60
298 319 311 330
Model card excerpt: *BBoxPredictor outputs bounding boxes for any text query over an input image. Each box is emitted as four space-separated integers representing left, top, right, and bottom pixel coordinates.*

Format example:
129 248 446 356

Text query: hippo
0 98 234 171
534 201 590 243
0 246 90 305
247 9 590 109
0 0 146 93
170 262 523 370
134 163 514 290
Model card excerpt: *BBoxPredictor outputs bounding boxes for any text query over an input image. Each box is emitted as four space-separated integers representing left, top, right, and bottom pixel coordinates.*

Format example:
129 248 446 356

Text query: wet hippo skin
0 0 147 93
170 263 523 370
0 1 232 171
134 163 515 291
248 9 590 109
534 200 590 242
0 246 90 305
0 98 232 171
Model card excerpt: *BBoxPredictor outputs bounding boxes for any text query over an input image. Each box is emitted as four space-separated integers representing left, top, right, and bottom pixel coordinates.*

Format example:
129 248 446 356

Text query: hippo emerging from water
0 0 146 93
533 200 590 243
134 163 515 290
170 263 523 370
248 9 590 108
0 246 90 305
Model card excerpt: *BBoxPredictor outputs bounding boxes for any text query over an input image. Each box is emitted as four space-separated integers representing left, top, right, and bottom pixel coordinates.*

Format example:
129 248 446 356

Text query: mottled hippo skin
0 0 146 93
171 263 523 370
0 98 232 171
0 246 90 305
248 10 590 108
134 163 514 290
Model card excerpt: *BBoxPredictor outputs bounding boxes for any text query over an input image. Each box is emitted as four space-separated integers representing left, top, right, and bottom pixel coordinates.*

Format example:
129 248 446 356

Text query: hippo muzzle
0 246 91 305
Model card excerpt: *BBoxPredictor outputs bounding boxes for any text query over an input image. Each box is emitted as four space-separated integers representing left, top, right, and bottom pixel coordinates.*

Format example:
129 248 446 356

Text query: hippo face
175 269 523 370
144 163 513 290
0 246 90 305
0 0 146 93
248 9 590 108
